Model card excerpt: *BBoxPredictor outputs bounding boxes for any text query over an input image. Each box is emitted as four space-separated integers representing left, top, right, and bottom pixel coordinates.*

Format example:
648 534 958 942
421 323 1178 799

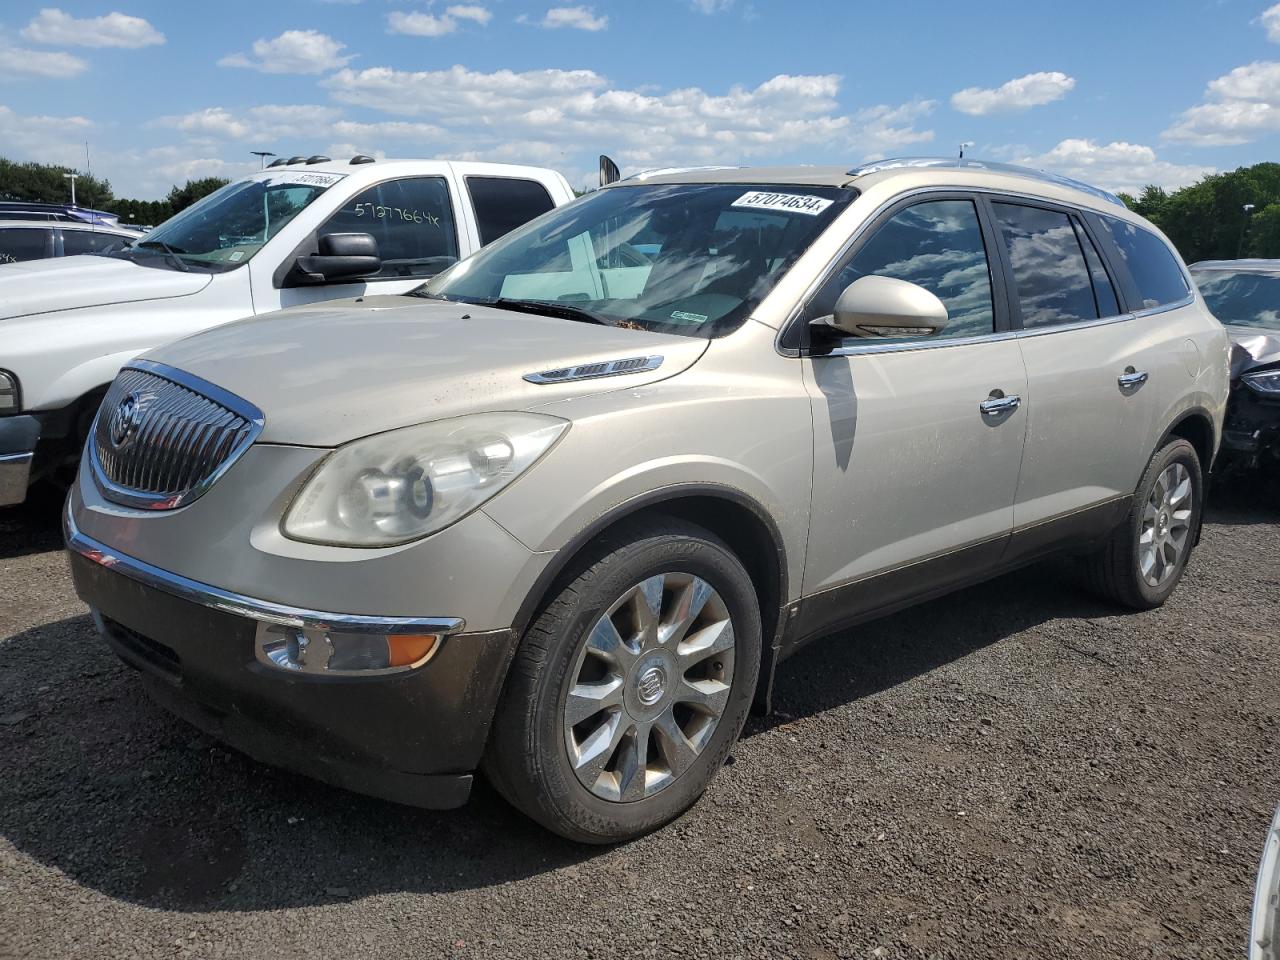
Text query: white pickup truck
0 157 575 506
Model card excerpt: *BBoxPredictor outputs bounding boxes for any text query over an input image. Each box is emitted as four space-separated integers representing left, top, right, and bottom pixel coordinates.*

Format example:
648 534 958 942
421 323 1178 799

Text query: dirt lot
1 480 1278 960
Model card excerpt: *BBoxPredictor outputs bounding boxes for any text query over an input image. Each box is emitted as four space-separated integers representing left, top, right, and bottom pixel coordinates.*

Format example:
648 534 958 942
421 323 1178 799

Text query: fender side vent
524 355 664 384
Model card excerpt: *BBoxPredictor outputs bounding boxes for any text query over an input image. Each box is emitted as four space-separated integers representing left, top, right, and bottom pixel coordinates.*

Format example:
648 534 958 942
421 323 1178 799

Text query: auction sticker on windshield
731 191 833 216
250 171 347 189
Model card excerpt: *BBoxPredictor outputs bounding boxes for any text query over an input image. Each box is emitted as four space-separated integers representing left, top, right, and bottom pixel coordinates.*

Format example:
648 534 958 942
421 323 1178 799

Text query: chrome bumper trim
0 451 33 507
64 505 465 636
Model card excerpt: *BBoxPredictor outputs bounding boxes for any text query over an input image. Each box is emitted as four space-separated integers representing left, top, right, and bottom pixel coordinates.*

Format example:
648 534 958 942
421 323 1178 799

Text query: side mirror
599 154 621 187
816 275 949 339
294 232 380 284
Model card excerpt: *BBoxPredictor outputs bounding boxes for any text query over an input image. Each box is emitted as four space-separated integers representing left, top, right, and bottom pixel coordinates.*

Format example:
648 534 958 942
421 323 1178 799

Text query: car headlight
282 412 568 546
0 371 19 413
1243 369 1280 396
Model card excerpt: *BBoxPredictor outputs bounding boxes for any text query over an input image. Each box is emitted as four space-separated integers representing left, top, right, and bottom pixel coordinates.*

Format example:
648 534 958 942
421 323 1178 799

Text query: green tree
0 158 114 207
1244 203 1280 259
165 177 230 215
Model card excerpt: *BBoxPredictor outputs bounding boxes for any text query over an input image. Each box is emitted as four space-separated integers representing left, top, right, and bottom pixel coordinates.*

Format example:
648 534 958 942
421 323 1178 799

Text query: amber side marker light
388 633 439 668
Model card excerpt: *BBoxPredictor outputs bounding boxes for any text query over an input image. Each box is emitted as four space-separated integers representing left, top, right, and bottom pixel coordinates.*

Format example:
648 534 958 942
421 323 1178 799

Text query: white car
0 157 575 506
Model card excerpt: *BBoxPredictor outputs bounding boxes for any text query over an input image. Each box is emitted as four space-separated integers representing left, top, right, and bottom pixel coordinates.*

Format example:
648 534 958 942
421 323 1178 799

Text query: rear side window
467 177 555 246
0 227 53 263
992 203 1098 329
320 177 459 279
1098 216 1189 309
62 230 132 256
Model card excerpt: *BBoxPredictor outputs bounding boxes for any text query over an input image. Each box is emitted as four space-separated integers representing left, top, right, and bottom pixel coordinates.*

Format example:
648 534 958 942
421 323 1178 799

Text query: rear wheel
484 516 761 843
1083 438 1203 610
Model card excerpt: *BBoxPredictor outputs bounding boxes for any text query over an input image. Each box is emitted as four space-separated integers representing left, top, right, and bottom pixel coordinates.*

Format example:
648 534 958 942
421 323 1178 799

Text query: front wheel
484 516 761 843
1082 438 1204 610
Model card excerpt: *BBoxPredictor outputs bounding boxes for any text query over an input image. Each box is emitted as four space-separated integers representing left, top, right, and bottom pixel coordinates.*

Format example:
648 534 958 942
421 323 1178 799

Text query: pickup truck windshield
1193 268 1280 331
416 182 853 337
114 171 345 272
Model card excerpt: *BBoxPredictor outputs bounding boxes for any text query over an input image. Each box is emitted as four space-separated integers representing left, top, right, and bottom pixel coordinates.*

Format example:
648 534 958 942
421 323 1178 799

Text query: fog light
256 623 441 675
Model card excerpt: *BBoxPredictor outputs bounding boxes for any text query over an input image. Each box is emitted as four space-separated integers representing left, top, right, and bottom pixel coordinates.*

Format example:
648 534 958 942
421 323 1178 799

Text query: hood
148 296 710 446
1227 325 1280 378
0 255 212 321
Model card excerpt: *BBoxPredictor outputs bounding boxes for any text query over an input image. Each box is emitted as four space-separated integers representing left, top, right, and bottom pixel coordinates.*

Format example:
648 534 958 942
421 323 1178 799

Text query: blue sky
1 0 1278 199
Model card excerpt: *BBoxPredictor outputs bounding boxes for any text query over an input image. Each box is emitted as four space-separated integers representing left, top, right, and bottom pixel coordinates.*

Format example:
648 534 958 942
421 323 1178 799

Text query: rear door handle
979 391 1021 416
1118 368 1149 390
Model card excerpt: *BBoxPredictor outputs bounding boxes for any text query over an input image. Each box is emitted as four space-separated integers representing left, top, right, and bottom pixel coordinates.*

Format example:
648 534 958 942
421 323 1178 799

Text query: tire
483 515 762 844
1082 438 1203 610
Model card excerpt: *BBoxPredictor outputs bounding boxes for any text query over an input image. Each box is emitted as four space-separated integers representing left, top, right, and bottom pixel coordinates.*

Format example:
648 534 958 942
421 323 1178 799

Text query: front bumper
0 415 40 506
66 512 521 809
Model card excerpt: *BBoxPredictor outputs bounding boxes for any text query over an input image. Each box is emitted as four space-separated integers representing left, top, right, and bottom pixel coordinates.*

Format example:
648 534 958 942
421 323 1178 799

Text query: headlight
0 371 19 413
1243 369 1280 396
282 412 568 546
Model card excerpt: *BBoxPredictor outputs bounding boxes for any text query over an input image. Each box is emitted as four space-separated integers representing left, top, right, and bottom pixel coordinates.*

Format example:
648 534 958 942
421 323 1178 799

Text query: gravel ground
1 480 1278 960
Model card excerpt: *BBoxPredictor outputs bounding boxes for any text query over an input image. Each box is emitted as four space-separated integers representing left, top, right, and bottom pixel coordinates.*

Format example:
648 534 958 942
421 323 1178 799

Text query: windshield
416 182 854 337
1193 268 1280 331
113 170 345 272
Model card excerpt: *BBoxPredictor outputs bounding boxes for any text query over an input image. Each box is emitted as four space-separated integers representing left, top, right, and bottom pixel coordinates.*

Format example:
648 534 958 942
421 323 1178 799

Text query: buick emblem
109 393 143 447
636 664 667 706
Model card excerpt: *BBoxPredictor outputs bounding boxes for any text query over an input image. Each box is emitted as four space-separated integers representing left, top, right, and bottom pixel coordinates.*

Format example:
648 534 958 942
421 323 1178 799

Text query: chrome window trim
64 506 466 636
88 359 265 511
776 185 1189 359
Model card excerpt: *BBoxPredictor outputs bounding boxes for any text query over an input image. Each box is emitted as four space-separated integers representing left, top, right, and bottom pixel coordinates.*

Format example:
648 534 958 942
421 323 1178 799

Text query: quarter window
1098 215 1189 309
320 177 459 280
992 203 1098 329
809 198 996 339
467 177 556 246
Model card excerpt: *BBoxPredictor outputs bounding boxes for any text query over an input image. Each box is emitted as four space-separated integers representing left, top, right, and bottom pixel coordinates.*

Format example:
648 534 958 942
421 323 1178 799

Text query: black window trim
273 173 463 289
780 189 1012 355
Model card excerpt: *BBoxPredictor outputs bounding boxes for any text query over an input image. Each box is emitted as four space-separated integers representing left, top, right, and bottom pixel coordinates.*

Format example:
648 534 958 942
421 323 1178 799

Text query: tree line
1118 161 1279 263
0 157 228 226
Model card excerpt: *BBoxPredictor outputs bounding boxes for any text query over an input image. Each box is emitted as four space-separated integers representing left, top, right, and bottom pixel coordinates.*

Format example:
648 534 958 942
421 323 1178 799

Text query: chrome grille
90 361 264 510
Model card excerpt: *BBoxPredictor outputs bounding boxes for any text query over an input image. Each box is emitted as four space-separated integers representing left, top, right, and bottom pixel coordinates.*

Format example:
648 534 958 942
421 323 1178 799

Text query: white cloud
1017 139 1214 194
323 65 925 171
0 44 87 79
388 6 490 37
1263 3 1280 42
539 6 608 30
20 8 164 48
690 0 733 11
448 5 492 24
1163 61 1280 145
0 104 93 165
218 30 352 74
951 71 1075 115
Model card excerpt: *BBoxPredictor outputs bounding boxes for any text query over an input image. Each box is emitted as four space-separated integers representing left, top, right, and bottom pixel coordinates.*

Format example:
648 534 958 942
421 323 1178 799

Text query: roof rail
626 164 743 181
846 157 1126 207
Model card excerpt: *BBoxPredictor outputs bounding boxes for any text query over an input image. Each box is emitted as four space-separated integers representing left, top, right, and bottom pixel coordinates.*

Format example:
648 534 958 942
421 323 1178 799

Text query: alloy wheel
563 572 736 802
1139 462 1194 587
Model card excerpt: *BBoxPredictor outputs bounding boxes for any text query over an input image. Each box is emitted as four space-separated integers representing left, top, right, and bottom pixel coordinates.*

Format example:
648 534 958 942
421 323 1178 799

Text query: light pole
1238 203 1257 258
250 151 277 169
62 172 78 206
959 141 975 160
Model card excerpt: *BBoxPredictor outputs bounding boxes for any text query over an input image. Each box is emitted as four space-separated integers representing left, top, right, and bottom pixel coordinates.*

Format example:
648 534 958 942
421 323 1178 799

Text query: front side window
418 183 854 338
1099 216 1190 309
807 198 996 339
467 176 556 246
1192 269 1280 331
118 171 344 272
0 227 53 263
320 177 459 279
993 202 1099 329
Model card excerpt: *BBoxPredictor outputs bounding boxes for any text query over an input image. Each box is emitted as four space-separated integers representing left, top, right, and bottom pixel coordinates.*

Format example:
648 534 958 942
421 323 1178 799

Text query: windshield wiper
482 298 611 326
134 239 190 273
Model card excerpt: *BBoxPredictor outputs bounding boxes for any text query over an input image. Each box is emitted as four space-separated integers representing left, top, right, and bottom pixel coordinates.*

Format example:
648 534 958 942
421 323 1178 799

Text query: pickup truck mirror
293 232 381 284
814 275 949 339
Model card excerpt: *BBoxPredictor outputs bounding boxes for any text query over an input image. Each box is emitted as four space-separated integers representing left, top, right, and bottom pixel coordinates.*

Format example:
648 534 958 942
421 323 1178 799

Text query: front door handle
1118 367 1149 390
979 390 1021 416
